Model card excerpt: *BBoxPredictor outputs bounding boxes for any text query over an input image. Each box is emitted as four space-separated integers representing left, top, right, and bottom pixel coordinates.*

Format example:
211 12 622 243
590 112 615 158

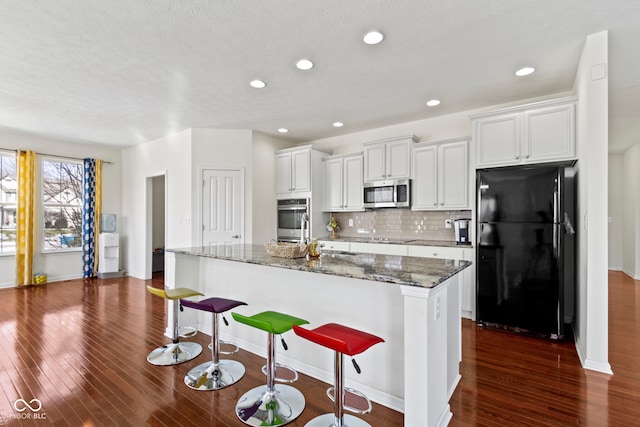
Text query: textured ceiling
0 1 638 153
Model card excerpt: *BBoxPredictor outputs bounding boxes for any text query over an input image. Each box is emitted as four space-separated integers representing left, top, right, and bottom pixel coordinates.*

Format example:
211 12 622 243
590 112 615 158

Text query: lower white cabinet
318 240 350 252
319 240 476 320
349 242 407 256
407 245 475 320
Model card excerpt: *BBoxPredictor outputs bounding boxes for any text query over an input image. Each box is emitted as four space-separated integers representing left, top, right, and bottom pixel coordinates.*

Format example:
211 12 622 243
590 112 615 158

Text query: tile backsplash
330 209 472 242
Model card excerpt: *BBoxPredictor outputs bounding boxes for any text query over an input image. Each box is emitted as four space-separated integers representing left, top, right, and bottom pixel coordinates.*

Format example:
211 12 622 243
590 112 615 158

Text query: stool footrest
178 325 198 338
327 386 372 415
208 339 240 355
261 363 299 383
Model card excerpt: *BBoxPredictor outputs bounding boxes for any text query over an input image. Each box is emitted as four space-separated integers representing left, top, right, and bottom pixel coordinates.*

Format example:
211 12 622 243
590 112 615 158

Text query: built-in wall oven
277 198 310 242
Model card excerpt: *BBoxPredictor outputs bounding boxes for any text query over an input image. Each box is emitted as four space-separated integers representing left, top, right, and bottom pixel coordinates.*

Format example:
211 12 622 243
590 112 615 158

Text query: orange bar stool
231 310 309 426
180 297 247 391
293 323 384 427
146 286 203 366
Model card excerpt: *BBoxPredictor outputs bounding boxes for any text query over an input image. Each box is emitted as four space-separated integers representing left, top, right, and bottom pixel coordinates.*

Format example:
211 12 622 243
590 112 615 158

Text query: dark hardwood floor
0 271 637 426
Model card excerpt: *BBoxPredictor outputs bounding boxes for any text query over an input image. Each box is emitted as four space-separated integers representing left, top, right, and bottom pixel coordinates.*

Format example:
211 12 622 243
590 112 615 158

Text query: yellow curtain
93 159 103 275
16 150 36 286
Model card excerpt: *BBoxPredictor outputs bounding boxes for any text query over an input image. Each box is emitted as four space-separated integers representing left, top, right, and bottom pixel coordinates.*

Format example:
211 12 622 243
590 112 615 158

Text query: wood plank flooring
0 271 637 426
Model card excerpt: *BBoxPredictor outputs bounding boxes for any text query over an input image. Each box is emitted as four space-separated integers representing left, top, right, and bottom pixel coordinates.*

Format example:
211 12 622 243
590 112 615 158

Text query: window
42 159 83 251
0 152 17 253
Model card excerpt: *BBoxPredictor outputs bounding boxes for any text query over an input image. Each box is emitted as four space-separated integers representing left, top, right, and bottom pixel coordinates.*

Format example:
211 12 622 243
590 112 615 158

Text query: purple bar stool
180 297 247 391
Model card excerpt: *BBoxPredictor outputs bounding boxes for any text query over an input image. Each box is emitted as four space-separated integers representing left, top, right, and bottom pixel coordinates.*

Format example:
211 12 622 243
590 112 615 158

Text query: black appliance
476 164 575 339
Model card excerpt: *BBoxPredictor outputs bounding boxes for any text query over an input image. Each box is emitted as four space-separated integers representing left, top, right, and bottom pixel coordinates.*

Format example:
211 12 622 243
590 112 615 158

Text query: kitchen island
165 244 470 427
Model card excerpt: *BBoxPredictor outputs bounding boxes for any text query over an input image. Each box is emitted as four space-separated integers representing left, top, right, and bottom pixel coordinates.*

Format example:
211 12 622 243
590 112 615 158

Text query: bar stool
180 297 247 391
231 310 309 426
293 323 384 427
146 285 203 366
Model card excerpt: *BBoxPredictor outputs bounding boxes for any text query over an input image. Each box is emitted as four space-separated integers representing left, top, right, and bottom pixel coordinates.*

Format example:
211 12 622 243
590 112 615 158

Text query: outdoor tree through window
42 159 83 250
0 152 17 253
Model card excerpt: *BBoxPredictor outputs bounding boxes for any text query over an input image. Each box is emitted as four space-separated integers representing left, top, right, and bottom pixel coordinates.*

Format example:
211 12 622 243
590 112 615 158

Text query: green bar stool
146 285 204 366
232 310 309 426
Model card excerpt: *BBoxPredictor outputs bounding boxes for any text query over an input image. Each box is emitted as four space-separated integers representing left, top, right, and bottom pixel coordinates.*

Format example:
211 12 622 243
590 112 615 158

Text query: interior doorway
145 173 166 280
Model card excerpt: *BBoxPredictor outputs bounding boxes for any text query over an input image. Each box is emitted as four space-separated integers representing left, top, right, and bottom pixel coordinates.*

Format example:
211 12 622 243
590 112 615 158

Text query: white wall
0 128 121 287
190 128 254 245
573 31 611 374
622 145 640 278
251 131 294 244
608 155 623 271
121 129 192 279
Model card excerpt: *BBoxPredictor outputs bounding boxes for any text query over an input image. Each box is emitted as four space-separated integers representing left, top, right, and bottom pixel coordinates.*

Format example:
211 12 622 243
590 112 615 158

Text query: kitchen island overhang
165 244 470 427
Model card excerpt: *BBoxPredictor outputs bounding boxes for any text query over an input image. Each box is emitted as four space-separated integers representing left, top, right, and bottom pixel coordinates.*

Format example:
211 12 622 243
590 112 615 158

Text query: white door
202 169 243 246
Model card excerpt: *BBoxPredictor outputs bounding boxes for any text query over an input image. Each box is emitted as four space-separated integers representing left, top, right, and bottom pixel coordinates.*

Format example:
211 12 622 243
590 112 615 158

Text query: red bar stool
232 310 309 426
293 323 384 427
180 297 247 391
146 286 204 366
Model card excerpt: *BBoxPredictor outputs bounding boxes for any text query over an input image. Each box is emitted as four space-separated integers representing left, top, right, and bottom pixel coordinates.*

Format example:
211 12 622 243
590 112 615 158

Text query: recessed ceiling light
296 59 314 70
278 128 289 133
363 31 384 45
332 122 344 128
426 99 441 107
250 79 266 88
515 67 535 77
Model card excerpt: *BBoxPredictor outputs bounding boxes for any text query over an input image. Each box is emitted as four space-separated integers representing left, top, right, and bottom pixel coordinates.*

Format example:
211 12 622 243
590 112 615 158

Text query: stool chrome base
305 413 371 427
184 359 245 391
236 384 305 426
147 342 202 366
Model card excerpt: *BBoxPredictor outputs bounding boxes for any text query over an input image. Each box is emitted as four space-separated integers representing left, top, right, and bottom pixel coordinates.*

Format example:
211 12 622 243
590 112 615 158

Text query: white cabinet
318 240 350 252
275 145 328 199
363 135 417 182
349 242 408 256
407 245 475 320
472 96 576 168
323 153 364 212
412 138 469 210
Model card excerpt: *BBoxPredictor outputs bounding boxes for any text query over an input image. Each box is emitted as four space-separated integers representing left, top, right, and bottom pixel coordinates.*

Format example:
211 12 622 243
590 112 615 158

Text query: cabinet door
364 143 386 181
475 113 520 167
275 152 292 194
343 155 364 211
460 248 475 320
523 103 575 163
438 141 468 209
386 139 411 179
324 158 344 211
412 145 438 209
291 149 310 192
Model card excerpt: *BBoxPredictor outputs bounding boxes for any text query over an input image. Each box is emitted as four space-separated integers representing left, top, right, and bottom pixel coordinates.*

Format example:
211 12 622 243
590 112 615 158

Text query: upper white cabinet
472 97 577 168
275 145 327 198
323 153 364 212
363 135 417 182
412 138 469 210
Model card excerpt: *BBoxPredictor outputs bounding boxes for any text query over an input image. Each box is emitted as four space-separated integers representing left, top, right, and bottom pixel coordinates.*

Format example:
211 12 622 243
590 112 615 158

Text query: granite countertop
317 236 473 248
167 244 471 289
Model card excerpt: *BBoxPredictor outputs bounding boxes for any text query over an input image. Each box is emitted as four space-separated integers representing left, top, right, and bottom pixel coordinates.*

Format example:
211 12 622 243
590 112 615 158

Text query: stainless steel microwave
363 179 410 208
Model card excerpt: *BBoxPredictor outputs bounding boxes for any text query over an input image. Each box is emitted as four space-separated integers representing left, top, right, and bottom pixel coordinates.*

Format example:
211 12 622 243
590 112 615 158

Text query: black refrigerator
476 164 575 339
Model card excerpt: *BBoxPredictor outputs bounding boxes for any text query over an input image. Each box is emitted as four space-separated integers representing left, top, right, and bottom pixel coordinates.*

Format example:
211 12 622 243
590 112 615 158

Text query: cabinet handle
440 202 444 206
515 155 520 159
433 252 438 256
525 154 530 158
231 234 240 239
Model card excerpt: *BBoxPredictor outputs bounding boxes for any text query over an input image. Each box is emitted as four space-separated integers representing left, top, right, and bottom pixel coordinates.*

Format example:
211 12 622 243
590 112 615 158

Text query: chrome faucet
300 213 309 244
